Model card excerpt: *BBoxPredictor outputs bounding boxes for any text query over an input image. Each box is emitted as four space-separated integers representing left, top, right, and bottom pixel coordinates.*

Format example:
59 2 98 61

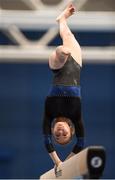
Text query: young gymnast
43 3 85 169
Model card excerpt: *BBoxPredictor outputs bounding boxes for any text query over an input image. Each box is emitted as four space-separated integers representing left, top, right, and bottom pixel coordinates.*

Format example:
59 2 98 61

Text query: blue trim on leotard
48 85 81 97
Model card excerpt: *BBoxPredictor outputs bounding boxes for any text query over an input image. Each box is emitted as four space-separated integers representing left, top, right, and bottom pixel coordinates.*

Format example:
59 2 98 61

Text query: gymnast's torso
48 55 81 97
43 55 82 134
52 55 81 86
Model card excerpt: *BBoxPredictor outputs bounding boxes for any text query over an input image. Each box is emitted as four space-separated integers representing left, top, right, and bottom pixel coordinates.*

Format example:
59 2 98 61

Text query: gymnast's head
52 117 75 145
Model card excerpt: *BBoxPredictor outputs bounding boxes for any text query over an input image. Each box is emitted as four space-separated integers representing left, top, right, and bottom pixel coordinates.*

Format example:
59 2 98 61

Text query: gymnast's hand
54 161 63 177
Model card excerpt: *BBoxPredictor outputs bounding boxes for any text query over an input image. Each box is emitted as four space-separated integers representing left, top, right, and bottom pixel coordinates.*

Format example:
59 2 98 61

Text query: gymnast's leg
56 3 82 66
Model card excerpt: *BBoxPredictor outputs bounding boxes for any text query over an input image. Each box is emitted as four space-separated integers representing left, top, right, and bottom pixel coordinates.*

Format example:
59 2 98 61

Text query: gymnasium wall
0 61 115 178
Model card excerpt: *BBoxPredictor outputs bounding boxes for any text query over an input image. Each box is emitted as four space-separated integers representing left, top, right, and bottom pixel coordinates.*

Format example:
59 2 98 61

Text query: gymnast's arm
43 111 62 166
65 120 85 160
65 139 84 161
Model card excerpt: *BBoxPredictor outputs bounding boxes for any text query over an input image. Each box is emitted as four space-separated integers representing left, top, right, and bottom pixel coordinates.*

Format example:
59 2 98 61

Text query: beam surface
40 146 106 179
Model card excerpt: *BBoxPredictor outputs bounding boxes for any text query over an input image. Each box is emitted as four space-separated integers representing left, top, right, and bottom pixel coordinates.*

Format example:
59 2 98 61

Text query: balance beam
40 146 106 179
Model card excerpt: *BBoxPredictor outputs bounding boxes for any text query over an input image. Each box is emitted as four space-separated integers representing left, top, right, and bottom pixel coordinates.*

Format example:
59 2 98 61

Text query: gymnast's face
52 121 71 145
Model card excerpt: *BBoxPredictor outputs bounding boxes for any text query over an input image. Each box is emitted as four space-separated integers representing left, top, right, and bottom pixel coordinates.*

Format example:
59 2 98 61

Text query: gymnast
43 3 85 169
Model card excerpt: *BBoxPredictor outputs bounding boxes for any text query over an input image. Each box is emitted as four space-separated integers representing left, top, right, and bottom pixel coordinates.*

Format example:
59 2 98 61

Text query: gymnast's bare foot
56 3 76 22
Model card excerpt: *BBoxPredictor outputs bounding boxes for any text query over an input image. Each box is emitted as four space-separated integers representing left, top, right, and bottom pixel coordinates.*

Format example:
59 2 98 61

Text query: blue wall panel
0 63 115 178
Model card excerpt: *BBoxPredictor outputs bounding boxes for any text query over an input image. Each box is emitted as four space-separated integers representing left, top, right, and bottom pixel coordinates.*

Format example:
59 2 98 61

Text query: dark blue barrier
0 30 115 46
0 63 115 178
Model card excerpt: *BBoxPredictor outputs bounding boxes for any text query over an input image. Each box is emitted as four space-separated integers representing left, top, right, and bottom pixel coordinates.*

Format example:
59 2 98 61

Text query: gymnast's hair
52 117 75 145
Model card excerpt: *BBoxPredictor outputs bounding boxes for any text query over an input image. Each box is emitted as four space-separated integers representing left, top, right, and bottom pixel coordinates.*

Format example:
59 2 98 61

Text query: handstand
43 3 85 170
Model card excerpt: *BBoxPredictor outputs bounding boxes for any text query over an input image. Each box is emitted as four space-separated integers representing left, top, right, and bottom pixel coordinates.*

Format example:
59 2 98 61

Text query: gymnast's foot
56 3 76 22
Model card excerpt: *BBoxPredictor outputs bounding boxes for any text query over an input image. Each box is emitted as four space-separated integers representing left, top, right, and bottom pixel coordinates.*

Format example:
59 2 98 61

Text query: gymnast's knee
56 46 70 56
